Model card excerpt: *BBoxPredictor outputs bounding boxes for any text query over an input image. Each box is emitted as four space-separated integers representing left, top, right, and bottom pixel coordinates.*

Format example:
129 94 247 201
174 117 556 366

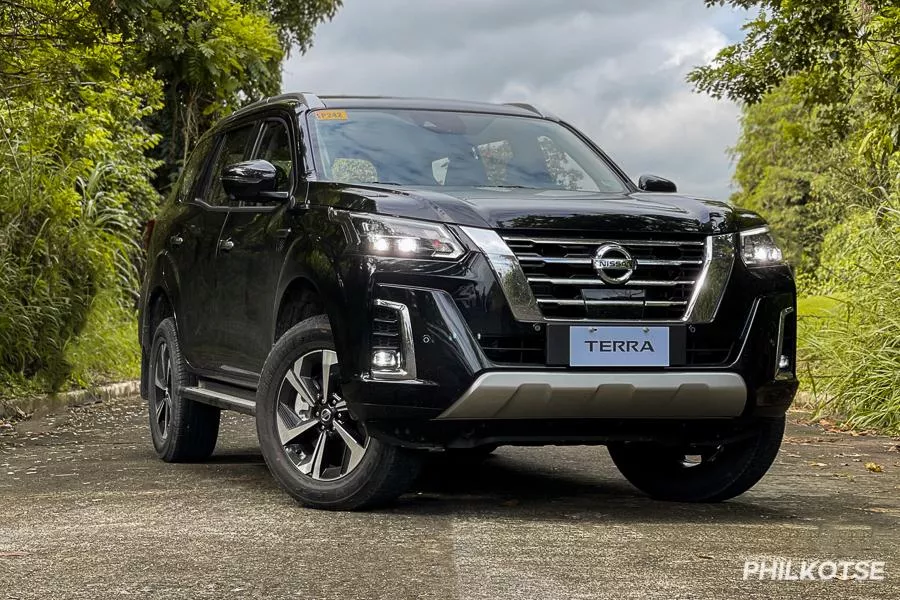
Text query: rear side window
175 136 215 203
205 123 258 206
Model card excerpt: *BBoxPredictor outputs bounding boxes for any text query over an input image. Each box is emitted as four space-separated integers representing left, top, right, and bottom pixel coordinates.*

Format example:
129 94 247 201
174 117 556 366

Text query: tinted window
309 109 628 193
175 136 215 203
254 121 293 192
206 123 258 205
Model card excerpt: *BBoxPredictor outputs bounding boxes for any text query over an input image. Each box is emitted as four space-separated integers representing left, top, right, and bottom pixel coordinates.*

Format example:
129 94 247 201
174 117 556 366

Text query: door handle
218 238 235 252
169 235 184 247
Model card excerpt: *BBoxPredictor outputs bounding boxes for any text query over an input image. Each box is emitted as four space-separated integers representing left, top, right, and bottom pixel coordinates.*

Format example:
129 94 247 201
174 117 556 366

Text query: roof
318 95 546 117
228 92 552 121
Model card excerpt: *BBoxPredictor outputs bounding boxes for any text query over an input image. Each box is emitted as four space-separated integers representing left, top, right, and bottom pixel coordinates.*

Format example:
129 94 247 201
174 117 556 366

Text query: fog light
778 355 790 370
372 350 400 370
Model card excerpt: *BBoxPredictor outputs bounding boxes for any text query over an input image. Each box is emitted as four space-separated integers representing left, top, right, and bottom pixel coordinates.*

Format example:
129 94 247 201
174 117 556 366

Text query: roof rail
503 102 543 116
503 102 559 121
299 92 325 109
232 92 325 118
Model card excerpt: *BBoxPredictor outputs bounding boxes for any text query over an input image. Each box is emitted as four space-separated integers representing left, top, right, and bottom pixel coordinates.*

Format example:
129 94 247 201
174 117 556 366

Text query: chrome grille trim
517 256 703 266
503 237 705 247
681 234 735 324
493 231 734 323
536 299 688 307
527 277 694 287
461 227 543 322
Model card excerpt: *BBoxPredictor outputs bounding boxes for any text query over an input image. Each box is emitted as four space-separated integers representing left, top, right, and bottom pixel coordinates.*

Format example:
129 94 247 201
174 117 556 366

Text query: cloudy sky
283 0 750 200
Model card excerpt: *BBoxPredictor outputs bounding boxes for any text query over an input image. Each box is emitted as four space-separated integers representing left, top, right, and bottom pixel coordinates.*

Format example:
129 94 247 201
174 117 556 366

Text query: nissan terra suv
139 93 797 510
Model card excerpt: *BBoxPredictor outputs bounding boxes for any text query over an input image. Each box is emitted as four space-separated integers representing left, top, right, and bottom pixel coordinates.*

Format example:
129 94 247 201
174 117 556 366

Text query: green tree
0 0 341 390
98 0 341 188
691 0 900 431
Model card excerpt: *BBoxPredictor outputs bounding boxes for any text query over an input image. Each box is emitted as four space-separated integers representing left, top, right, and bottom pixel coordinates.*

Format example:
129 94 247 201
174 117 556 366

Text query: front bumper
437 371 748 419
332 251 797 448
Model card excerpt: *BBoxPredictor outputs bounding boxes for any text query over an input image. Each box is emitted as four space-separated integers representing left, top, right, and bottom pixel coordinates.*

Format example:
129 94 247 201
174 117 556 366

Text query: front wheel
608 417 785 502
256 315 421 510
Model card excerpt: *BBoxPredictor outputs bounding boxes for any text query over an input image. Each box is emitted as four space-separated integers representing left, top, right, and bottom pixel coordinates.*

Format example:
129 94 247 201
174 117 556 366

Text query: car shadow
392 450 811 524
203 445 806 525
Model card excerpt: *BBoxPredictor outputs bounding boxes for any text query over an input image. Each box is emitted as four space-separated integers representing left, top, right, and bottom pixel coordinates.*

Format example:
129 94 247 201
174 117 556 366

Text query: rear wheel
607 417 785 502
256 315 421 510
147 317 220 462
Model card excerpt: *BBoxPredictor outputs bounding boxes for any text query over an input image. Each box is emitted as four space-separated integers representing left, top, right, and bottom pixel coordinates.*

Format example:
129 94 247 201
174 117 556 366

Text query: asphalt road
1 395 898 600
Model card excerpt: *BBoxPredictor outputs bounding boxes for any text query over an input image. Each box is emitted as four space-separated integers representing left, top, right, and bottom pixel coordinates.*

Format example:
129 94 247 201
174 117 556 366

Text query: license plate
569 326 670 367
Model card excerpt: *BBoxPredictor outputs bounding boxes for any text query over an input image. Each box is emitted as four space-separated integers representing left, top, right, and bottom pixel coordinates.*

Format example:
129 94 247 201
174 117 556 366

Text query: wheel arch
273 250 353 375
140 287 176 400
273 276 327 342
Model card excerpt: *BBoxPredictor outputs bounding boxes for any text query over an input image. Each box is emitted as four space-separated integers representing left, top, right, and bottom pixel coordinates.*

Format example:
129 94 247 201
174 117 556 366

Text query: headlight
345 214 463 260
739 227 785 266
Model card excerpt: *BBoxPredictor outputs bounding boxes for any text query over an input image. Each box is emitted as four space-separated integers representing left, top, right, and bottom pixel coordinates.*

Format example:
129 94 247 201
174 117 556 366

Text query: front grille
371 304 401 352
502 232 707 321
479 334 545 365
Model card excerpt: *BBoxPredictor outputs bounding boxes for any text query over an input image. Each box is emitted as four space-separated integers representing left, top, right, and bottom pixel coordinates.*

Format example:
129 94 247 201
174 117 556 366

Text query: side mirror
638 174 677 193
221 160 289 202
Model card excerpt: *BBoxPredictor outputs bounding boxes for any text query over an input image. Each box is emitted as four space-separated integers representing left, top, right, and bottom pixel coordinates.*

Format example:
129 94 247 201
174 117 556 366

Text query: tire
256 315 421 510
607 417 785 502
147 317 220 462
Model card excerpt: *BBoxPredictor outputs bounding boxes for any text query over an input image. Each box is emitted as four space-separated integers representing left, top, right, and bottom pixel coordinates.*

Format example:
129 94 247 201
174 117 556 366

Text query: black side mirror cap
221 160 289 202
638 174 677 193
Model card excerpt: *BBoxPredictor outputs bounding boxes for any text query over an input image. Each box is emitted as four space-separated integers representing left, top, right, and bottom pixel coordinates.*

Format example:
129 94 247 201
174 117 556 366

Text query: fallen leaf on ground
865 462 884 473
866 507 900 515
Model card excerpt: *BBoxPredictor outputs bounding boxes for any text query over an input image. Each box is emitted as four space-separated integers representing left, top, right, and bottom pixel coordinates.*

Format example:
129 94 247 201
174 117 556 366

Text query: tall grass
0 95 157 393
799 199 900 434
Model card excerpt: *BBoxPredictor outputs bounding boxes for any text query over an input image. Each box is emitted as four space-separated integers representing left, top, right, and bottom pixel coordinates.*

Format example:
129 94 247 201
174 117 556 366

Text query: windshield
307 108 628 193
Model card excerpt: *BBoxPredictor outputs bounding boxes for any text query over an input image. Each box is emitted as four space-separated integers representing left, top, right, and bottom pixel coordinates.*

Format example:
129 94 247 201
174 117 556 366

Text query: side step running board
181 386 256 416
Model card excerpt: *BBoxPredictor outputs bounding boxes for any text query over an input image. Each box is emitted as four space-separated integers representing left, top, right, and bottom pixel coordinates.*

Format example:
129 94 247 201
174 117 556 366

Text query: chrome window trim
370 299 417 380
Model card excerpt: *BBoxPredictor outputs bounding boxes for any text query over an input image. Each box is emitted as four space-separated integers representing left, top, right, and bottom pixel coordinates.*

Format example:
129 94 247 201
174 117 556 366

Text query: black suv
139 93 797 510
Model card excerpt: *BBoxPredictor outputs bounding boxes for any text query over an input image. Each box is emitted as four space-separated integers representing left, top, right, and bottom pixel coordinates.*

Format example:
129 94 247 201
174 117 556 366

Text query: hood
324 184 765 234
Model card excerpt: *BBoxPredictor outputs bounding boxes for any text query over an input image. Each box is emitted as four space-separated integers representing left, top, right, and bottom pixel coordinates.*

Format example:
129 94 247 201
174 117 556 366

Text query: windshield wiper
484 184 542 189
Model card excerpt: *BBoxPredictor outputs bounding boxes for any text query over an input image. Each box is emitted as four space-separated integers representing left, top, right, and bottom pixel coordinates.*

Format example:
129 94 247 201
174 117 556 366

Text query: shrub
0 82 160 389
799 199 900 434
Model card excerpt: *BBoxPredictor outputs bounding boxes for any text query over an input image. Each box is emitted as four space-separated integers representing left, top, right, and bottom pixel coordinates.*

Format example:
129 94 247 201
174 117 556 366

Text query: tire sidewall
608 417 785 502
255 316 394 507
147 317 194 460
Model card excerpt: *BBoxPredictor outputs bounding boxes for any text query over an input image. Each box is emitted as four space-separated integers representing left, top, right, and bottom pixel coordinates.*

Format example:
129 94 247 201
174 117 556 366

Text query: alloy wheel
276 349 369 481
151 340 173 440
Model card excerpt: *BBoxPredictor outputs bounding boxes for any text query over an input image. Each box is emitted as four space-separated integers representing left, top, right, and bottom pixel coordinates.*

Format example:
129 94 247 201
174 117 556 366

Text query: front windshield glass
308 108 628 193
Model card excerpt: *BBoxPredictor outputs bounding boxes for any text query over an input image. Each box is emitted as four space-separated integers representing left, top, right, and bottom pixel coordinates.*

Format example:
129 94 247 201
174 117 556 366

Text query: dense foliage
0 0 339 394
693 0 900 432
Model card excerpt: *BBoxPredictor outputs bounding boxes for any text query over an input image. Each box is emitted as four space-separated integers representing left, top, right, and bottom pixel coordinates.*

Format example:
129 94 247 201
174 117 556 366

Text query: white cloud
283 0 744 199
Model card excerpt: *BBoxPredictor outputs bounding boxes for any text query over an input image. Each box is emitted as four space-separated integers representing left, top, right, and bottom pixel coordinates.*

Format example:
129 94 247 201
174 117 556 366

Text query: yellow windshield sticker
315 109 348 121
